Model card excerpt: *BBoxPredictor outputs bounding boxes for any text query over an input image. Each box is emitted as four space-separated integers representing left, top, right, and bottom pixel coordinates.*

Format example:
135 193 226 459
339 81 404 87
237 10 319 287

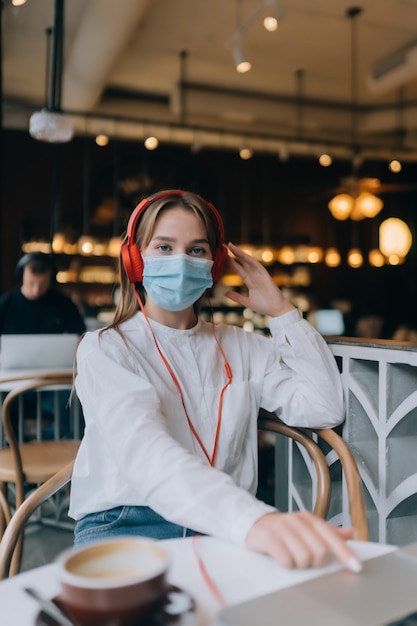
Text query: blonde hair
103 191 222 336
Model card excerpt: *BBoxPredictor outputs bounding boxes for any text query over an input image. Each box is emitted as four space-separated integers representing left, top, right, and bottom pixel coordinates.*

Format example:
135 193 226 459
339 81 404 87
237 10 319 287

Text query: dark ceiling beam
103 81 417 116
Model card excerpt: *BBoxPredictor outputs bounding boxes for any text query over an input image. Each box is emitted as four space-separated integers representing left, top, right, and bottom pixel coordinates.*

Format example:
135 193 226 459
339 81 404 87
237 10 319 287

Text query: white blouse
69 309 344 547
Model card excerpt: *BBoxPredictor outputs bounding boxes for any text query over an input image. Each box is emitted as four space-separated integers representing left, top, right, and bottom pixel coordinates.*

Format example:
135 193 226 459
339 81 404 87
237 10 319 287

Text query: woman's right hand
246 511 362 572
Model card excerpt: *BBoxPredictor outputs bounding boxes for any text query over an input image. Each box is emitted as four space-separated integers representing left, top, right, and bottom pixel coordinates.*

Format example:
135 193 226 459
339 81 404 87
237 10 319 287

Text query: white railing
273 338 417 546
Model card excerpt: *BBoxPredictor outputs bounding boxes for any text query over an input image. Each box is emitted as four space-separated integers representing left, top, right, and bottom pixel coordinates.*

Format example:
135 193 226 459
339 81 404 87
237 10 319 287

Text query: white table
0 537 395 625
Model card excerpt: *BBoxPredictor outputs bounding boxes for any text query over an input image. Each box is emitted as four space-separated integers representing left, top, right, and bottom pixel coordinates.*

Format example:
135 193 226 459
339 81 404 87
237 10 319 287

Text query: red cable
192 535 225 606
134 290 231 605
134 290 232 468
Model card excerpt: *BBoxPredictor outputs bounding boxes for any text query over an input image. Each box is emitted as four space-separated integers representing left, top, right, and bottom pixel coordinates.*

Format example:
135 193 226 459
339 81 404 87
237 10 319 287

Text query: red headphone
121 189 229 284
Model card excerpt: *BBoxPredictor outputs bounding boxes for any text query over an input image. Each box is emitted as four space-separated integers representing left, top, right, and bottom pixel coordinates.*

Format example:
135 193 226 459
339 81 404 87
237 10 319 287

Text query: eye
156 244 171 253
190 246 208 256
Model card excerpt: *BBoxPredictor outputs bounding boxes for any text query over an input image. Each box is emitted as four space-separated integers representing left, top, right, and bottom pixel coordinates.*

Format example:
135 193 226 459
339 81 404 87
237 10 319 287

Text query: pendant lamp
379 218 412 259
328 7 383 222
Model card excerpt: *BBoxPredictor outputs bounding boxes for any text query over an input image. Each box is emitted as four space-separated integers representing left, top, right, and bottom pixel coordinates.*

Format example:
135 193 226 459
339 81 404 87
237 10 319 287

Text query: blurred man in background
0 252 86 439
0 252 86 335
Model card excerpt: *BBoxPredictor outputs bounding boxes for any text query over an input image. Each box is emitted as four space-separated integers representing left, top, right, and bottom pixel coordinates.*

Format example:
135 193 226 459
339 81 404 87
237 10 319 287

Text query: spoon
24 586 75 626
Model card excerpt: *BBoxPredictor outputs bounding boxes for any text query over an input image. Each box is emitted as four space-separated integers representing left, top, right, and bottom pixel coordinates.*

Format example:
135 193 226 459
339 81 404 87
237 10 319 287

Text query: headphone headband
121 189 228 284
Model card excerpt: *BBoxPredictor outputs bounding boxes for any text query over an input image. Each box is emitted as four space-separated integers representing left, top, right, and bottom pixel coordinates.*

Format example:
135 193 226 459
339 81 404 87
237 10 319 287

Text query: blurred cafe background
1 0 417 339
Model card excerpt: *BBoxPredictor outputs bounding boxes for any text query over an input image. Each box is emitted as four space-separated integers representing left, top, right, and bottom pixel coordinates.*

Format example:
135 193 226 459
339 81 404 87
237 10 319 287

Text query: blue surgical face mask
142 254 214 311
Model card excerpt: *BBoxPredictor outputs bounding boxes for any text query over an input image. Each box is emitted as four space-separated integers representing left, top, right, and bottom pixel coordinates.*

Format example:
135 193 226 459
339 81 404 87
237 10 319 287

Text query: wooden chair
0 416 368 579
0 461 74 579
258 420 332 518
0 375 81 572
258 416 369 542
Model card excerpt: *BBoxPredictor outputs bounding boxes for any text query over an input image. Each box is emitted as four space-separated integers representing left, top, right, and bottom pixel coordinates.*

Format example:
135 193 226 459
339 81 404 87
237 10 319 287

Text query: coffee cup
57 536 169 626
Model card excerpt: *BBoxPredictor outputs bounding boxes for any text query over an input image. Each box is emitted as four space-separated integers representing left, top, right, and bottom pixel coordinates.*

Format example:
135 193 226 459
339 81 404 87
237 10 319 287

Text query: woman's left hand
224 242 295 317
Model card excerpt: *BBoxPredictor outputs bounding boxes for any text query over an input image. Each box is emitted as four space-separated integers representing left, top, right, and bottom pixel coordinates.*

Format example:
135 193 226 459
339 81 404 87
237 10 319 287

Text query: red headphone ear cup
212 245 229 284
121 241 144 283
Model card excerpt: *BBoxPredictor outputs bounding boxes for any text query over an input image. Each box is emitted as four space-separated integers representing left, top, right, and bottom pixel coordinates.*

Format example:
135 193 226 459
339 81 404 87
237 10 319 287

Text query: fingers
227 253 255 282
334 526 355 539
227 241 251 261
265 515 328 569
227 243 264 275
246 512 362 573
310 515 362 573
224 290 249 307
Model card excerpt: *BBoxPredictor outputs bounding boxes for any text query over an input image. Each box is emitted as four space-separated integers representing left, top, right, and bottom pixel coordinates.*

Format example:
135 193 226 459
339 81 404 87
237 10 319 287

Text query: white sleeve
262 309 344 428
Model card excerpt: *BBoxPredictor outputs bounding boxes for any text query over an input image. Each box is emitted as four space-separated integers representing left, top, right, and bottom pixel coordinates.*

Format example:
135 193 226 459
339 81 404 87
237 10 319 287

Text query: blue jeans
74 506 200 547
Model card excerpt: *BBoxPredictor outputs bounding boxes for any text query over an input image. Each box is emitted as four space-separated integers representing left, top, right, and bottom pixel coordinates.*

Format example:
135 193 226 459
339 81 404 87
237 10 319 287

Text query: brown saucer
34 585 196 626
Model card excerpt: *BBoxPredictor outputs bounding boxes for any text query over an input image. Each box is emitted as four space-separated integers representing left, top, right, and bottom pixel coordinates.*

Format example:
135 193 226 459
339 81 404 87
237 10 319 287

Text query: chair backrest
311 426 369 541
0 460 74 579
258 419 332 518
258 416 369 542
0 371 75 446
0 371 73 385
1 373 75 440
1 373 76 497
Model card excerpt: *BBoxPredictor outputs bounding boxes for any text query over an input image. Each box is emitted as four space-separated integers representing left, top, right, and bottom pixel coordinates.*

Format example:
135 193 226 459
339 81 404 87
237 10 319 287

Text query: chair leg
0 483 12 538
10 476 27 575
9 537 23 577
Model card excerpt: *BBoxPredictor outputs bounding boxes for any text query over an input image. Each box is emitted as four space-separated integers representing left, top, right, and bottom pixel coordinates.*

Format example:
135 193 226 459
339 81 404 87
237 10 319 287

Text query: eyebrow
152 236 209 244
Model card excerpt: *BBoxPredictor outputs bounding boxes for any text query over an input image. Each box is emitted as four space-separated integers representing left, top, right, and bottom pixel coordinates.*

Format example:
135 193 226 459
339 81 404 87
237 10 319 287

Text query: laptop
218 542 417 626
308 309 345 336
0 334 79 370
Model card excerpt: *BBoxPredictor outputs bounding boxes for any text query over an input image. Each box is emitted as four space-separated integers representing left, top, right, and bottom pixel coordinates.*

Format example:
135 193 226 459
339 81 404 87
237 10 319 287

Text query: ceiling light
328 194 354 220
277 246 295 264
329 8 379 223
29 109 74 143
95 133 109 147
306 247 324 263
388 159 402 173
325 248 341 267
351 191 384 220
328 190 383 221
232 45 252 73
368 249 385 267
29 2 71 144
387 254 404 265
263 15 278 31
144 136 159 150
263 3 285 32
347 248 364 268
319 153 332 167
239 147 253 159
254 246 275 264
51 232 66 254
379 217 412 258
78 235 96 256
